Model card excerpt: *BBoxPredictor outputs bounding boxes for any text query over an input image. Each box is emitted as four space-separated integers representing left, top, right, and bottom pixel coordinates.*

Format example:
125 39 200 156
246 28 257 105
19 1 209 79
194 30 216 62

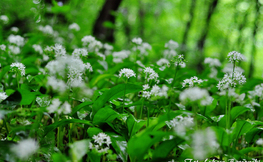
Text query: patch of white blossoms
248 83 263 101
204 57 221 67
191 128 219 160
163 40 179 60
119 68 136 79
11 138 39 160
38 25 54 35
32 44 43 54
10 62 26 76
69 23 80 31
182 76 204 88
0 44 6 51
223 63 244 74
132 37 142 45
0 15 9 24
227 51 246 63
143 67 159 84
8 45 20 55
0 92 8 102
72 48 88 58
166 115 194 137
112 50 130 63
142 84 168 99
89 133 112 153
217 71 246 91
52 44 66 57
81 35 103 52
8 34 25 47
46 98 71 114
179 87 213 106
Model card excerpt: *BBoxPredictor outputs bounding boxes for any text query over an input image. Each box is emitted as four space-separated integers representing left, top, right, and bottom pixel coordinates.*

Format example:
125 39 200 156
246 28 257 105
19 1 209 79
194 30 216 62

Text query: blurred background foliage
0 0 263 77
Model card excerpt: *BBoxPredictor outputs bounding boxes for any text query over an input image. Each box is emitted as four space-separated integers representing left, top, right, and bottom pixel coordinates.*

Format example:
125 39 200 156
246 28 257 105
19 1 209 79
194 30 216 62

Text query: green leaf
87 127 103 138
127 115 146 137
18 88 39 105
0 90 21 107
92 84 142 116
212 126 230 148
239 147 263 155
107 132 128 162
71 101 93 116
231 120 254 143
0 65 10 81
152 138 184 159
93 108 119 125
127 131 172 160
44 119 93 136
89 74 117 87
245 128 263 144
52 153 69 162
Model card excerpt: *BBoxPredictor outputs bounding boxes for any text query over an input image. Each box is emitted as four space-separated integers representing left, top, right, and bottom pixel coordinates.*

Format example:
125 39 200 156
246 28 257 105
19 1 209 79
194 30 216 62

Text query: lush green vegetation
0 0 263 162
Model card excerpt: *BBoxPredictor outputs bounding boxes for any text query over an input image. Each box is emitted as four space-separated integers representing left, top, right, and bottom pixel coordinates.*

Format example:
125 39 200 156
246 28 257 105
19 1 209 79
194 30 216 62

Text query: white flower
81 35 95 46
150 84 160 96
8 34 25 47
11 27 19 33
11 139 39 160
47 76 67 93
217 71 246 91
179 87 211 106
158 85 169 98
157 58 170 67
134 42 152 56
46 98 61 113
166 115 194 137
72 48 88 58
10 62 26 76
132 37 142 45
8 45 20 54
144 67 159 83
256 138 263 145
0 15 9 24
119 68 136 79
58 101 71 114
165 40 179 50
192 128 219 160
227 51 246 63
0 92 8 101
142 91 151 99
0 44 6 51
113 50 130 63
90 133 112 153
163 49 177 60
52 44 66 57
69 23 80 31
222 63 244 74
182 76 204 88
70 140 90 161
38 25 54 35
248 83 263 100
104 43 113 51
204 57 221 67
143 84 150 90
32 44 43 54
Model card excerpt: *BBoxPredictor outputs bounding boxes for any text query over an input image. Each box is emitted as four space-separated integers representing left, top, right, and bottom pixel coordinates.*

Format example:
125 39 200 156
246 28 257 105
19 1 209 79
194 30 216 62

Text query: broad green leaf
211 126 230 147
245 128 263 144
152 138 184 159
239 147 263 155
89 74 117 87
0 90 22 107
127 115 145 137
87 151 101 162
199 98 217 116
231 120 254 144
44 119 93 136
87 127 103 138
92 84 142 116
107 132 128 162
0 65 10 81
127 131 172 160
71 101 93 116
93 108 119 125
52 153 69 162
70 139 90 161
18 88 40 105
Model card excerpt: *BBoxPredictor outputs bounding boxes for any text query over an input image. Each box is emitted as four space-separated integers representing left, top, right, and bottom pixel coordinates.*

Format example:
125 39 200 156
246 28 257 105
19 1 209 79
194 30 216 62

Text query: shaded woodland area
0 0 262 77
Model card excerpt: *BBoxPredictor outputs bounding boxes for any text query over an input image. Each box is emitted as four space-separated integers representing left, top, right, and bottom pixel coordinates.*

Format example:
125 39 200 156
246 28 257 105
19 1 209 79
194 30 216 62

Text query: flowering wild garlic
182 76 204 88
132 37 143 45
0 44 6 51
11 138 39 160
89 133 112 153
227 51 246 63
47 99 71 114
204 57 221 67
217 71 246 91
143 67 159 83
8 34 25 47
119 68 136 79
0 92 8 102
166 115 194 137
32 44 43 54
113 50 130 63
0 15 9 24
72 48 88 58
8 45 20 55
11 27 19 33
10 62 26 76
69 23 80 31
38 25 54 35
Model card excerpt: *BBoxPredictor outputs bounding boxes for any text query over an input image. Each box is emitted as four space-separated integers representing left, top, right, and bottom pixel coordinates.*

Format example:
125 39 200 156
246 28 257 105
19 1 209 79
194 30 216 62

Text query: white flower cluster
227 51 246 63
217 71 246 91
157 58 170 67
0 44 6 51
248 83 263 101
163 40 179 60
142 84 168 99
204 57 221 67
38 25 54 35
192 128 219 160
143 67 159 84
32 44 43 54
69 23 80 31
0 15 9 24
179 87 213 106
8 34 25 47
8 45 20 54
165 115 194 137
113 50 130 63
81 35 103 52
11 138 39 160
47 76 67 93
256 138 263 145
182 76 204 88
11 27 19 33
45 55 92 87
46 98 71 114
132 37 142 45
72 48 88 58
10 62 26 76
52 44 66 57
104 43 113 55
119 68 136 79
218 88 246 105
89 133 112 153
134 42 152 56
165 40 179 50
0 92 8 102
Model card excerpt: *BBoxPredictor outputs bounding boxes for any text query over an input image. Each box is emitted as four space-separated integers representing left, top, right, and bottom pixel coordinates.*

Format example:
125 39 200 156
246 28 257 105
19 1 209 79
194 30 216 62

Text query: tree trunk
93 0 123 43
195 0 219 72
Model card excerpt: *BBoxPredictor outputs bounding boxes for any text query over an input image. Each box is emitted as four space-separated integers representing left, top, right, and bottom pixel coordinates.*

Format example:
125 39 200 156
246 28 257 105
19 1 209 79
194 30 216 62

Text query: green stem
140 98 144 119
168 65 179 113
123 80 127 113
147 107 150 127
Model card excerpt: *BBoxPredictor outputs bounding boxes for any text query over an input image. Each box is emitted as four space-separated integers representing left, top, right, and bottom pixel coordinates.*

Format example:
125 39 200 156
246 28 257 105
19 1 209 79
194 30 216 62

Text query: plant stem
123 80 127 113
168 65 179 113
147 107 150 127
140 98 144 119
